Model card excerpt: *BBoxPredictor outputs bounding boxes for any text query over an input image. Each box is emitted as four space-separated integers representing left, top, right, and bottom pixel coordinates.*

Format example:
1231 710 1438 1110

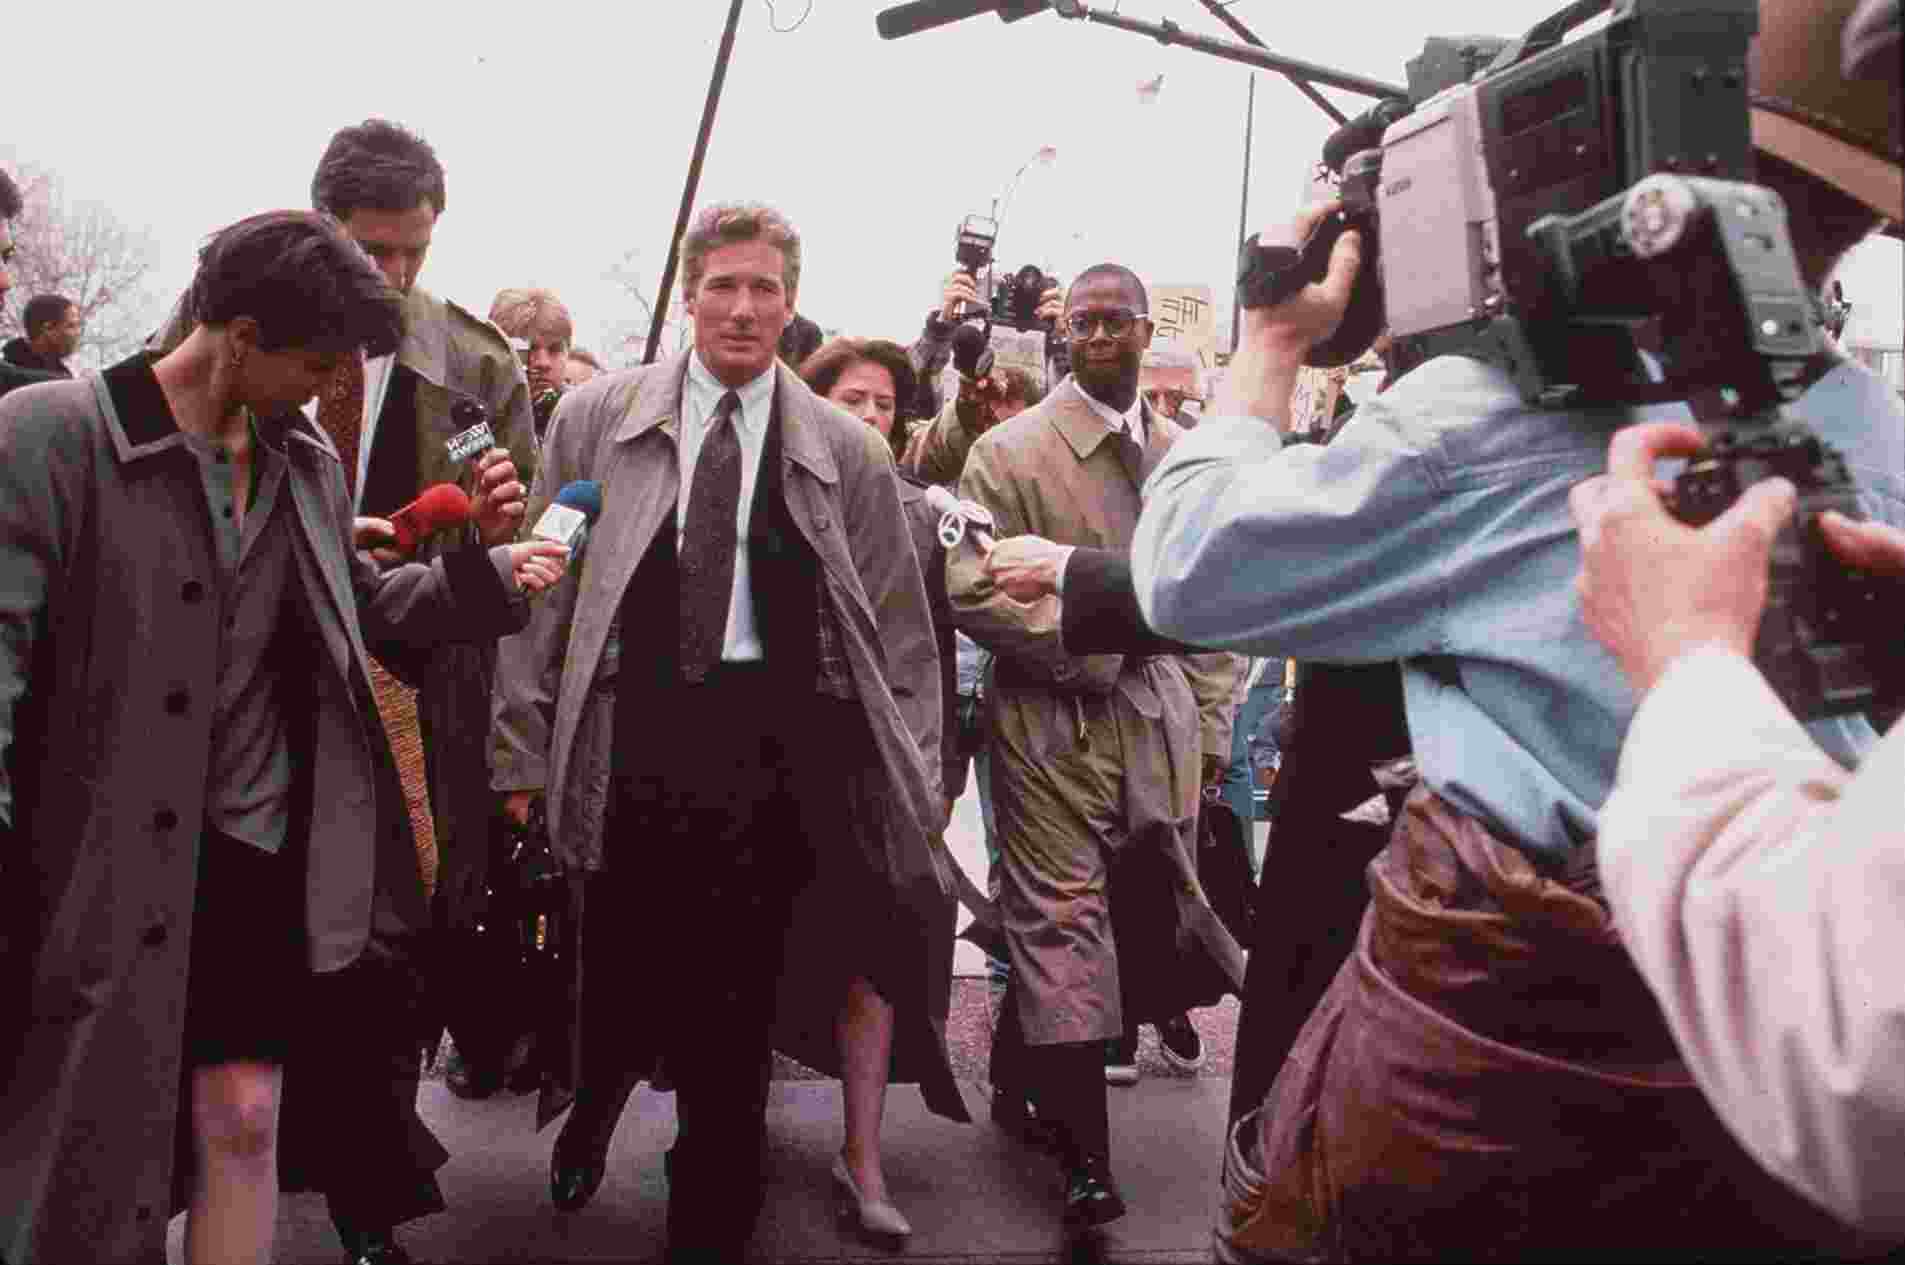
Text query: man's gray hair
680 202 801 300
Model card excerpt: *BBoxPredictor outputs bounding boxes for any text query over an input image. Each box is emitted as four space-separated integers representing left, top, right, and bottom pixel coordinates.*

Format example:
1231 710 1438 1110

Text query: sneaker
1104 1036 1139 1087
1156 1012 1207 1072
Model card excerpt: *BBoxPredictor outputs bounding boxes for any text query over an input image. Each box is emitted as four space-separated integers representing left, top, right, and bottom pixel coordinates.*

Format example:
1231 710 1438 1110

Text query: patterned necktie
680 389 744 683
316 354 367 498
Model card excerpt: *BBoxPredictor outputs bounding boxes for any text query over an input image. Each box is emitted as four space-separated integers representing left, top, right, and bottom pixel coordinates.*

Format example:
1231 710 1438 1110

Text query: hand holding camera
1237 200 1364 355
941 270 983 322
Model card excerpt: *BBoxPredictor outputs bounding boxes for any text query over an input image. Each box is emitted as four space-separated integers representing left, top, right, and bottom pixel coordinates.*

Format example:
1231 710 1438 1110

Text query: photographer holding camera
1129 0 1904 1257
904 267 1058 483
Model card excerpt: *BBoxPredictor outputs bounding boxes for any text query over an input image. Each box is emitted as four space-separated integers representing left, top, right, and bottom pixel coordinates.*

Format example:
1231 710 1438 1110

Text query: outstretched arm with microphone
353 448 567 593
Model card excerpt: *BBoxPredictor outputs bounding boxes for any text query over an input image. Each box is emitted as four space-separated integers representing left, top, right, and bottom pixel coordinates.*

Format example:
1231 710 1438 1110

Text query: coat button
142 921 168 947
164 688 190 715
153 807 179 831
180 580 206 603
814 513 831 532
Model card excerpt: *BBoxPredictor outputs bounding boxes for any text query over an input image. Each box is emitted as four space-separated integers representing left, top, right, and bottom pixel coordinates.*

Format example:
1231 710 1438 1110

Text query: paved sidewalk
273 1076 1231 1263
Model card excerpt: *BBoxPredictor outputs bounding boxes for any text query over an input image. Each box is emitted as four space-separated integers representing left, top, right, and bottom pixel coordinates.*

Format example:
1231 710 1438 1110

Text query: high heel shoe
831 1152 913 1239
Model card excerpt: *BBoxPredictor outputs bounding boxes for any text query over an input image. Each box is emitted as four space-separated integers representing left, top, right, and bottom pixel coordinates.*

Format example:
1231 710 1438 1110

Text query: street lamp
991 144 1058 238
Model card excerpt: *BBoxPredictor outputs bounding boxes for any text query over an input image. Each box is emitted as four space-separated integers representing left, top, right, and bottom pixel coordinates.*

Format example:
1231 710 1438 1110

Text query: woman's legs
185 1059 283 1265
837 973 895 1203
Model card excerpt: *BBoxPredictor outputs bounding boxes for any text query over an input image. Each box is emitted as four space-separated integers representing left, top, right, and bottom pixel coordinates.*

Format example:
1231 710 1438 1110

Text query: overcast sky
7 0 1900 365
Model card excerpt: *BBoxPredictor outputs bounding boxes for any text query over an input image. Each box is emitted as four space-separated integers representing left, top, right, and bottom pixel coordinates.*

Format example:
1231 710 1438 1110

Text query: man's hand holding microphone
352 447 570 594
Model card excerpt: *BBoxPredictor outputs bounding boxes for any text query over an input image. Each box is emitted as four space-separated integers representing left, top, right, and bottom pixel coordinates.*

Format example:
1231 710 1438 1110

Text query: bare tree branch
1 162 161 368
602 247 689 367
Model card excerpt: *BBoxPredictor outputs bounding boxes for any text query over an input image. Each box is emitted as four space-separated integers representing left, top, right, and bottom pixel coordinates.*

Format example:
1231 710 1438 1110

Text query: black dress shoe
1063 1154 1128 1230
336 1222 415 1265
550 1107 614 1212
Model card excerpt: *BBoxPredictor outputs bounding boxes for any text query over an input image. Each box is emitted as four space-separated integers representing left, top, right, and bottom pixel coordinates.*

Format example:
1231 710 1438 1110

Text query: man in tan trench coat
490 202 952 1261
947 262 1241 1232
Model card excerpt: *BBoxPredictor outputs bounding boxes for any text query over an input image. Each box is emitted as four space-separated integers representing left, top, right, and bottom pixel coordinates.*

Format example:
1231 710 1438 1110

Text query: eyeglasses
1065 309 1148 339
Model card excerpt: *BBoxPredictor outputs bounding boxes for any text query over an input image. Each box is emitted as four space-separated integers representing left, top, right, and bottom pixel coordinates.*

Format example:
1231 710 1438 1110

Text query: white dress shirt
677 351 775 662
1599 644 1905 1235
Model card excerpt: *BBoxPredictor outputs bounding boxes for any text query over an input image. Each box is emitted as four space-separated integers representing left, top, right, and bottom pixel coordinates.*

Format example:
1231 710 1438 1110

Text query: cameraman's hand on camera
1569 421 1797 698
941 270 982 322
1219 201 1363 430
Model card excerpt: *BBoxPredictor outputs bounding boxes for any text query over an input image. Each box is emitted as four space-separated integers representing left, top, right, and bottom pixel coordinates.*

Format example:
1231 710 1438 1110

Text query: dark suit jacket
1059 546 1198 657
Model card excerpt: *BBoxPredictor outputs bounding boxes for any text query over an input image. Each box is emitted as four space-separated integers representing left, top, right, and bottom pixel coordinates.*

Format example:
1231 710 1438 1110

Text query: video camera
887 0 1902 720
1272 0 1902 718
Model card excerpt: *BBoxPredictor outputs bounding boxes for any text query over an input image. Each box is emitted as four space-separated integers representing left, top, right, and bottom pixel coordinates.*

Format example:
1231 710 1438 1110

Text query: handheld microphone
925 483 996 552
446 396 496 465
387 484 473 554
532 480 604 566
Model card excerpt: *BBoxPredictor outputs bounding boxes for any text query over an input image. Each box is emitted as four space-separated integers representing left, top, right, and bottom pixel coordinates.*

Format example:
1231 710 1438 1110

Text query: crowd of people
1 0 1902 1261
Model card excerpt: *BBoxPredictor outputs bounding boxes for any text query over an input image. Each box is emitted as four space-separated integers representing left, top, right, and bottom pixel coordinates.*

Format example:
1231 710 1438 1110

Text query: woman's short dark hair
799 337 918 459
311 119 447 221
183 211 404 357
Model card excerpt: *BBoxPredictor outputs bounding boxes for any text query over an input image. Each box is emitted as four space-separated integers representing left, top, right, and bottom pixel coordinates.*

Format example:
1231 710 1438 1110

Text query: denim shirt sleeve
1132 394 1458 663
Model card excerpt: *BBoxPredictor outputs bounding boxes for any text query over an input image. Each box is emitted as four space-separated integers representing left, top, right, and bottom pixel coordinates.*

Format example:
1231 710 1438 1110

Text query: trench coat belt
989 654 1164 695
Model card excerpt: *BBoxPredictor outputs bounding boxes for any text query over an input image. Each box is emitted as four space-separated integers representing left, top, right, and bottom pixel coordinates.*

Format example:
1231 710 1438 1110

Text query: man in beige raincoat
947 261 1242 1234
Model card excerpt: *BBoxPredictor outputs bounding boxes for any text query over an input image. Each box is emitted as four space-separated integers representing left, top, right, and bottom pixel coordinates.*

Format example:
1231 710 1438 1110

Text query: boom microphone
388 484 472 554
876 0 995 39
532 480 604 565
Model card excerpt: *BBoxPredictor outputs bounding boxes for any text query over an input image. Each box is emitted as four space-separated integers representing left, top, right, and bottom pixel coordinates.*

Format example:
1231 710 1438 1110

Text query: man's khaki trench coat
490 352 966 1123
946 384 1244 1046
0 362 531 1264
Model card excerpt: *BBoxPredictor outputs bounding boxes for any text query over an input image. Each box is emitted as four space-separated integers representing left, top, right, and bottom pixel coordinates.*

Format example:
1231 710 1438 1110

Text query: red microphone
386 483 472 554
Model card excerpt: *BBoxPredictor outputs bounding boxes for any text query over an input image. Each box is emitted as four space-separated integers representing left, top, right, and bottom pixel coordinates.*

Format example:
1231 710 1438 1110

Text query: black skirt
179 826 308 1069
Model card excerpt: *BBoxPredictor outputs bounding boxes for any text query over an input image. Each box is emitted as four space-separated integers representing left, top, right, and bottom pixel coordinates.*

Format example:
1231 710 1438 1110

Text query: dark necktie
680 389 744 683
315 353 367 498
1116 419 1146 489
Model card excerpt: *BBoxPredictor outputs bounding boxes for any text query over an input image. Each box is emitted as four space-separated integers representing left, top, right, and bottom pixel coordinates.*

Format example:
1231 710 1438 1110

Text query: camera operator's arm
1132 206 1469 661
906 372 1007 485
1576 420 1905 1234
984 538 1197 657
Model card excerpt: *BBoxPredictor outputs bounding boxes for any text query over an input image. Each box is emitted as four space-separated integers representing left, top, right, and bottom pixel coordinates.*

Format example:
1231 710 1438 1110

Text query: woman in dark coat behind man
797 336 967 1241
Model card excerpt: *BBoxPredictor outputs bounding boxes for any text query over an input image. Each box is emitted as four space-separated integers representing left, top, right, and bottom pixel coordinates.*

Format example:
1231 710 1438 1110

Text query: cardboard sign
1151 284 1218 368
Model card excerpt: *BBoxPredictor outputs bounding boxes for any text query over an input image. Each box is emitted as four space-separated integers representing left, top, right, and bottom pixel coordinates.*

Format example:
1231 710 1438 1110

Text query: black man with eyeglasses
944 263 1245 1234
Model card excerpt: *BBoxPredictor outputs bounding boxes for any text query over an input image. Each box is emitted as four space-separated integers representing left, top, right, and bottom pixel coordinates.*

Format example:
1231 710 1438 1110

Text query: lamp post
991 144 1058 240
